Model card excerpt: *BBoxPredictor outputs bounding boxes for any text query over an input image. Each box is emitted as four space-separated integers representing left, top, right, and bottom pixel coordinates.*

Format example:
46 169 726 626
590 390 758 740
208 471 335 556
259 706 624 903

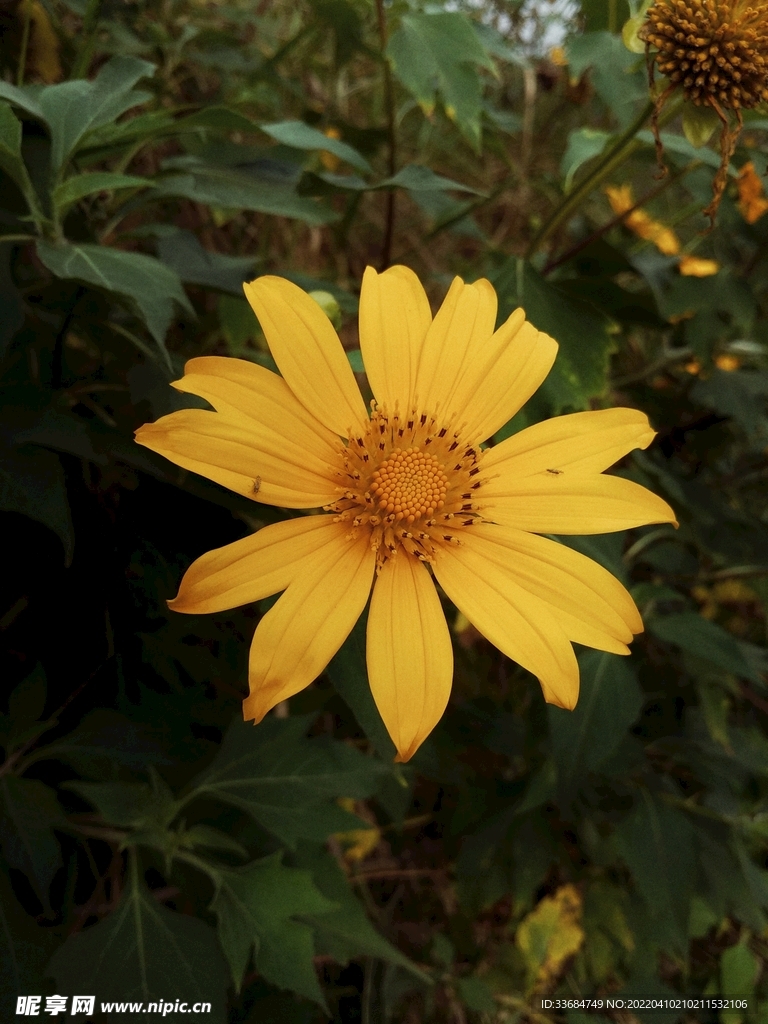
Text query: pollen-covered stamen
324 403 488 569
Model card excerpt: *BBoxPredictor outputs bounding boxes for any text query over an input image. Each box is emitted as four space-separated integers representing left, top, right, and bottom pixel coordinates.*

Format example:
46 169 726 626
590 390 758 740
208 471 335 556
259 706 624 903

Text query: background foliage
2 0 768 1021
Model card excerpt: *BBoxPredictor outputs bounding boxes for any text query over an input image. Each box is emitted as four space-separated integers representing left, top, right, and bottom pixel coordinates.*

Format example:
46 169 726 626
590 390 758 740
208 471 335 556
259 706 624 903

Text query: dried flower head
640 0 768 221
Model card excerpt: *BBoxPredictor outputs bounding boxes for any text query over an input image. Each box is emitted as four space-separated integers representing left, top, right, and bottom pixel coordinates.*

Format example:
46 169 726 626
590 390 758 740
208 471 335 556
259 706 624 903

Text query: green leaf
155 229 257 295
52 172 156 213
681 101 720 148
156 162 337 225
0 82 44 120
66 777 179 830
0 778 63 908
47 860 227 1020
489 257 616 413
260 120 371 173
457 977 496 1013
691 370 768 438
377 164 484 195
0 868 53 1007
36 240 193 354
721 937 759 1022
39 56 155 173
0 103 43 220
560 127 611 192
614 792 697 951
293 844 429 980
566 32 647 128
648 612 763 683
36 709 170 777
548 650 644 798
218 294 259 354
0 444 74 564
189 715 389 847
210 852 335 1005
387 12 496 149
326 611 397 760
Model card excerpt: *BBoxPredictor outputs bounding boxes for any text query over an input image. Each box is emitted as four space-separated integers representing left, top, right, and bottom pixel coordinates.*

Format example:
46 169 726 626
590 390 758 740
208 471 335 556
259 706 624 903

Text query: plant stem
375 0 396 270
527 99 656 259
17 0 32 86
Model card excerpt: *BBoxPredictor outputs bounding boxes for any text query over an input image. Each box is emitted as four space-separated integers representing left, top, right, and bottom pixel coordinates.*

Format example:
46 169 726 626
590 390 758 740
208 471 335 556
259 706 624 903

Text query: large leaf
0 778 63 908
548 650 644 799
294 844 429 980
52 172 156 213
156 162 336 224
614 793 697 951
649 612 763 684
0 103 42 219
36 240 193 352
39 57 155 173
489 257 615 414
0 443 74 564
0 82 44 119
47 864 227 1020
210 853 335 1005
260 120 371 173
387 12 495 149
566 32 647 128
189 715 388 847
155 229 257 295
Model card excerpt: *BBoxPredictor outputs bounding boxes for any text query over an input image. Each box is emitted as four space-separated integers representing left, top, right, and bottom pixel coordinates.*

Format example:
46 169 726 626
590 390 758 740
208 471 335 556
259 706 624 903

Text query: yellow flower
134 269 677 762
678 255 720 276
320 127 342 172
715 353 741 370
604 185 680 256
737 161 768 223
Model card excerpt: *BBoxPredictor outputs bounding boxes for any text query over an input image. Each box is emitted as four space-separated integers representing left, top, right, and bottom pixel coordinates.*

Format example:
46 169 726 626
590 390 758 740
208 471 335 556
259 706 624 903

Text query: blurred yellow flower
715 353 741 371
19 0 62 83
605 184 680 256
549 45 568 66
684 359 702 375
678 255 720 276
320 127 342 172
135 268 676 762
737 161 768 224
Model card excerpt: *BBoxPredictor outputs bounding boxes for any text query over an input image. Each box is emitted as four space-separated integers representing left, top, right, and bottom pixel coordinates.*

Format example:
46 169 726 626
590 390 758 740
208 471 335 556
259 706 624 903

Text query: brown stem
375 0 396 270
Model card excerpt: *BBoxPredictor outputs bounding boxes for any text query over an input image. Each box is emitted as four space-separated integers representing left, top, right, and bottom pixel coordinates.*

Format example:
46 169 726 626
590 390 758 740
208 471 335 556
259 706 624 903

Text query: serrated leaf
52 172 156 212
489 257 615 413
548 650 644 799
36 241 193 354
47 863 227 1020
387 12 495 149
189 715 389 847
210 853 335 1005
649 612 762 683
66 779 178 830
39 56 155 173
260 120 371 173
0 778 63 908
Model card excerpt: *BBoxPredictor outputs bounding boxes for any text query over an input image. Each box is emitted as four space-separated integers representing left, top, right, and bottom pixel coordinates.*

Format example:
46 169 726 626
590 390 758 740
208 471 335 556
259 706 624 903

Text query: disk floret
325 403 487 570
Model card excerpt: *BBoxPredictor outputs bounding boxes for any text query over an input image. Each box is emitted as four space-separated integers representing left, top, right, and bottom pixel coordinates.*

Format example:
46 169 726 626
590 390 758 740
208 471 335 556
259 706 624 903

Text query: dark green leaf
567 32 646 128
260 120 371 173
0 444 74 564
549 650 644 797
47 864 227 1020
36 240 193 352
210 853 335 1004
155 229 257 295
0 778 63 907
377 164 484 195
0 82 44 120
649 612 762 683
0 103 42 218
52 172 156 212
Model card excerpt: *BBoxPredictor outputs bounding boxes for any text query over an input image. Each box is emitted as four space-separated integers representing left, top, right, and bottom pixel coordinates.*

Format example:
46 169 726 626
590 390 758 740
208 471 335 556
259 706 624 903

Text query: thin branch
375 0 397 270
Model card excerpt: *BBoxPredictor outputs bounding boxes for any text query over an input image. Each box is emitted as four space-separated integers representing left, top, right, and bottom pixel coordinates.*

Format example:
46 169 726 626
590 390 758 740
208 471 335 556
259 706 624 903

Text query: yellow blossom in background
605 185 680 256
549 45 568 66
320 127 342 172
516 885 585 992
333 798 381 863
678 255 720 277
716 354 742 371
135 268 676 762
737 162 768 224
685 359 702 375
19 0 62 83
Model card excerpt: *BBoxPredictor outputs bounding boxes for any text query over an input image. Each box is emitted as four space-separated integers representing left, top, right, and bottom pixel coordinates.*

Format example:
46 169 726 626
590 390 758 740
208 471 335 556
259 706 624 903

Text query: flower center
325 404 486 570
371 448 448 523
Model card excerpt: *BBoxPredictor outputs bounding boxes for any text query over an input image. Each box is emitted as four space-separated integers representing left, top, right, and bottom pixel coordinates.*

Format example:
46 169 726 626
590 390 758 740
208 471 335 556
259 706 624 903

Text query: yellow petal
451 312 558 443
243 529 375 722
366 554 453 763
243 276 368 437
134 407 337 509
413 277 498 420
482 473 678 534
433 529 580 709
463 524 641 655
169 515 339 615
358 265 432 414
483 408 656 479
